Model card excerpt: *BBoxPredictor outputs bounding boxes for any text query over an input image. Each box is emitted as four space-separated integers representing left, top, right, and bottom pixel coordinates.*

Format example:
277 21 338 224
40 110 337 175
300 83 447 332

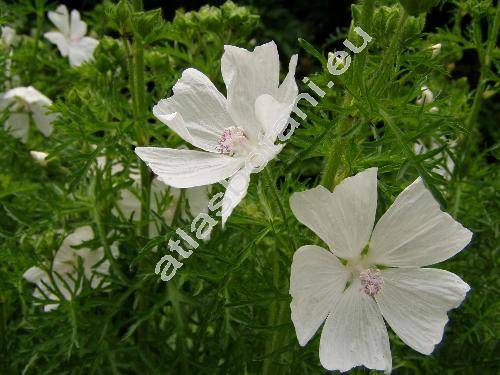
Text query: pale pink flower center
216 126 246 155
359 268 383 297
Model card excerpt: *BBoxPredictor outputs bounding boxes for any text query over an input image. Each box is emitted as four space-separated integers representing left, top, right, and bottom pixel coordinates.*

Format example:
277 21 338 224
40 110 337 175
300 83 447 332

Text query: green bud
132 8 163 41
107 0 134 35
398 0 441 16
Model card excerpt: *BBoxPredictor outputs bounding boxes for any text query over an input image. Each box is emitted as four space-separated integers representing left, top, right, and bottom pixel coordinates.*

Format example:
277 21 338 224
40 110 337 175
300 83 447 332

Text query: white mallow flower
430 43 442 57
289 168 472 373
1 86 56 142
30 150 49 166
95 157 210 230
44 5 99 67
23 226 118 312
116 175 211 229
135 41 298 224
1 26 17 46
416 85 434 105
413 139 455 180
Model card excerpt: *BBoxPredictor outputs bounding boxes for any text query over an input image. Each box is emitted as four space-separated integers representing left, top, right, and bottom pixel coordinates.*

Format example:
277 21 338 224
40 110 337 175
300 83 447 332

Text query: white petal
289 245 350 346
116 188 141 219
276 54 298 105
32 104 55 137
254 94 293 142
78 246 110 287
68 37 98 67
221 166 251 225
70 9 87 41
376 268 470 355
64 226 94 247
4 113 29 142
135 147 243 188
290 168 378 260
319 279 392 373
2 26 16 46
48 5 70 36
221 41 280 141
184 185 210 219
368 178 472 267
23 266 46 283
153 68 235 152
4 86 52 105
44 31 69 56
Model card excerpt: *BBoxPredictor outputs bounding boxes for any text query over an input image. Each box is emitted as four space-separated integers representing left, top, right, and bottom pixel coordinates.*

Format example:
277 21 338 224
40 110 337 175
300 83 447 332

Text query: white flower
44 5 99 67
135 41 298 224
416 85 434 105
23 226 118 312
1 86 56 142
30 150 49 166
116 174 211 229
1 26 17 46
430 43 442 57
413 139 456 180
96 157 210 231
289 168 472 373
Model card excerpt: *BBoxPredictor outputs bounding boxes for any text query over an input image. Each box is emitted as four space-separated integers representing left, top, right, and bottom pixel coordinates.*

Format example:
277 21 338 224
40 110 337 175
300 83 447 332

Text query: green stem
132 39 151 239
320 117 353 191
168 281 189 373
262 247 281 375
0 294 6 372
29 0 44 82
371 8 408 94
92 203 128 284
262 167 296 251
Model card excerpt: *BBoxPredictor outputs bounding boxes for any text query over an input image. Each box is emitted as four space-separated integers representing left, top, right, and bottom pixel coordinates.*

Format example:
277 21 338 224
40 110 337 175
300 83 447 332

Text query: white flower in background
430 43 442 57
116 175 210 229
23 226 117 312
1 26 19 86
289 168 472 373
44 5 99 67
96 157 210 231
1 26 17 46
416 85 434 105
413 139 456 180
30 150 49 166
1 86 56 142
135 41 298 224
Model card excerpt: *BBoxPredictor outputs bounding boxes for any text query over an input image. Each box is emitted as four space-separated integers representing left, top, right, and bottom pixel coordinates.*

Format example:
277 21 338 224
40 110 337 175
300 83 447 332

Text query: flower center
359 268 383 297
216 126 247 156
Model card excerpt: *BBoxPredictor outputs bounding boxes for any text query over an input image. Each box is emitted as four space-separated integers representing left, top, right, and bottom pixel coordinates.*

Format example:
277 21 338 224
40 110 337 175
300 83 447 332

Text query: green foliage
0 0 498 374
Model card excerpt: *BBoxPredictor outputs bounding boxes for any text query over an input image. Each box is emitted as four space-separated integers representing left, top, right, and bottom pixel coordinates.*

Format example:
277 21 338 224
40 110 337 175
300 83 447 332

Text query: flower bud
398 0 441 16
30 151 48 166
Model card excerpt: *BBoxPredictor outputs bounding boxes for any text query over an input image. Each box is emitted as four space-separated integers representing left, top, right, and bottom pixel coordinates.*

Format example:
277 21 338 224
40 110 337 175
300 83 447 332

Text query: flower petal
254 94 293 142
4 113 29 143
221 41 280 141
70 9 87 41
68 37 98 67
23 266 46 283
44 31 69 56
48 5 70 36
319 279 392 373
376 268 470 355
220 166 251 225
276 54 298 106
4 86 52 105
135 147 243 188
153 68 236 152
290 168 378 260
368 177 472 267
185 185 210 219
32 104 55 137
290 245 350 346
